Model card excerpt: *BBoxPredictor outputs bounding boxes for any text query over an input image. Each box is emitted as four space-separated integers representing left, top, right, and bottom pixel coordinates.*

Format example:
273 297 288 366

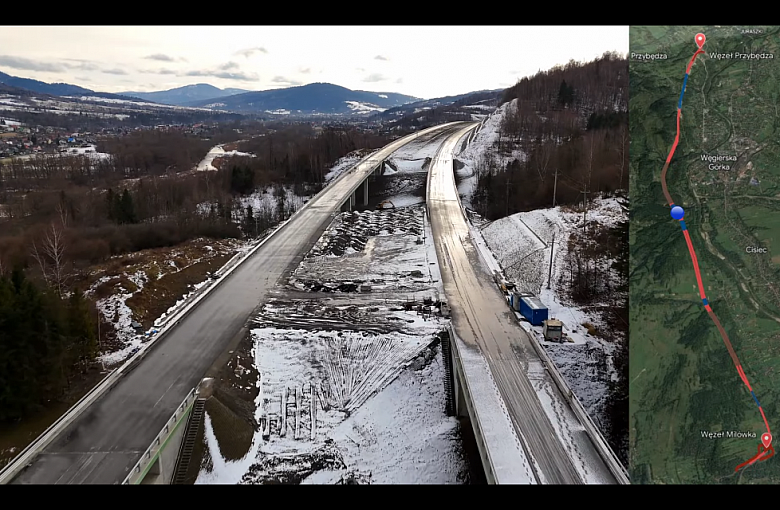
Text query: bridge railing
525 328 630 483
123 385 199 484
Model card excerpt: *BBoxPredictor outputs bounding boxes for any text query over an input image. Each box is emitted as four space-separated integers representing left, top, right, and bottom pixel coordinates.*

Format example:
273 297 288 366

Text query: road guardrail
123 385 199 484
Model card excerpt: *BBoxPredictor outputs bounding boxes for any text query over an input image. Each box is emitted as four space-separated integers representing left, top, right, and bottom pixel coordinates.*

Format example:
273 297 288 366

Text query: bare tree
31 223 69 295
57 200 69 227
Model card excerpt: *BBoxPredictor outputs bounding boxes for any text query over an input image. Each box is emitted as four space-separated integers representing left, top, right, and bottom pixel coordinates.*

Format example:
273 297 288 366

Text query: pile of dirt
240 440 346 484
307 208 422 258
250 299 401 334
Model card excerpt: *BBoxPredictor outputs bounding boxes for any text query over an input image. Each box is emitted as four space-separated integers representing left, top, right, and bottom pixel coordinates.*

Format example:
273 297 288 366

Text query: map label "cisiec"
746 246 768 253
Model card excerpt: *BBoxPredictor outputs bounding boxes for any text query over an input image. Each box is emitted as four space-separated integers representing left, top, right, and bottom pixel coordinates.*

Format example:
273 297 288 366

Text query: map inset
630 26 780 483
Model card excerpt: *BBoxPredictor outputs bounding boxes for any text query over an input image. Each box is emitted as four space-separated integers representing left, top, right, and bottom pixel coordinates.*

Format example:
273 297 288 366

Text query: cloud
234 47 268 58
185 69 258 81
0 55 67 73
374 55 388 61
396 78 403 84
75 76 91 82
145 53 175 62
272 76 302 86
63 59 101 71
141 68 177 75
299 67 311 74
363 73 387 82
141 64 256 81
0 55 133 74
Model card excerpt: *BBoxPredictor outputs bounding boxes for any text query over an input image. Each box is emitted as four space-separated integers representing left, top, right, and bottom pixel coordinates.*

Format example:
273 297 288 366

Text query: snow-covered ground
195 185 310 223
196 309 467 484
196 143 256 171
0 96 26 107
9 145 113 163
324 150 374 182
85 239 245 366
65 95 214 112
289 207 433 293
345 101 386 113
196 145 224 171
195 196 470 484
450 102 508 209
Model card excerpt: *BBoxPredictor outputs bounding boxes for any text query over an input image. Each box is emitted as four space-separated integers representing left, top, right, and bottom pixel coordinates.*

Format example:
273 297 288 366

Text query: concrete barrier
0 123 458 485
524 332 629 484
123 386 198 484
445 324 497 484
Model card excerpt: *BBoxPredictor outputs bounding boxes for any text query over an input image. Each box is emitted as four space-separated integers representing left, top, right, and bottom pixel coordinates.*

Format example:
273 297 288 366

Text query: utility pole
505 173 510 218
552 167 558 208
547 232 555 289
579 188 589 235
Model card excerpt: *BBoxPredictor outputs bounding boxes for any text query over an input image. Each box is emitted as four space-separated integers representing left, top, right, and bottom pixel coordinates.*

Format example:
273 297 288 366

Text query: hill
371 89 503 130
374 89 502 118
0 71 139 102
0 70 92 97
120 83 250 106
188 82 420 115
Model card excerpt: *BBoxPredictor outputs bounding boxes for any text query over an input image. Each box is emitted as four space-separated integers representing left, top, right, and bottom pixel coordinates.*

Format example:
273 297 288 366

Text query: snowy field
196 325 466 484
196 144 255 171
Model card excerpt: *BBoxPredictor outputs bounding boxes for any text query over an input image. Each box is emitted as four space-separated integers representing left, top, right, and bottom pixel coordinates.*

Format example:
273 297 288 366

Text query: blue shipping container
519 296 548 326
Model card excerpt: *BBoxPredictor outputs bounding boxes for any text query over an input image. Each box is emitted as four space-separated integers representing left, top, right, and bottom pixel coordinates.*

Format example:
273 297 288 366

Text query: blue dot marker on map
671 206 684 220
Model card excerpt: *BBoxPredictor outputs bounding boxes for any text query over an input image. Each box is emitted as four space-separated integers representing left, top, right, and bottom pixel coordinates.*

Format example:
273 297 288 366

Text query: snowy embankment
324 150 375 183
471 197 625 433
85 240 244 366
451 101 509 210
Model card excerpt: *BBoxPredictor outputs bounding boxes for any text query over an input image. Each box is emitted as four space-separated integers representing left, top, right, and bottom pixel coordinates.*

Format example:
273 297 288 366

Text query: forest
471 51 628 219
0 122 392 422
0 268 97 421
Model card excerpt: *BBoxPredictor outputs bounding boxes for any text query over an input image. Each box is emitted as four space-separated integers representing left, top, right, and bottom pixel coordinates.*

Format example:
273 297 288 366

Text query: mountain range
185 83 420 115
119 84 250 106
0 70 495 117
0 71 140 102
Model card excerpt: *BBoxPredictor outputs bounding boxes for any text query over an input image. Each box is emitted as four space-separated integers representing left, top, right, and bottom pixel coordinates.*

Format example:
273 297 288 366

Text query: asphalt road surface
11 122 467 484
428 123 617 484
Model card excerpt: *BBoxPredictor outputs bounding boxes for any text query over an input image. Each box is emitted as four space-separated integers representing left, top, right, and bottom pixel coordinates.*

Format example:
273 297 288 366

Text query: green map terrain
630 25 780 484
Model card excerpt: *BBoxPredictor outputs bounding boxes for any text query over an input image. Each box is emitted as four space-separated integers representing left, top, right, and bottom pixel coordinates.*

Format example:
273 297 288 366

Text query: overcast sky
0 26 627 99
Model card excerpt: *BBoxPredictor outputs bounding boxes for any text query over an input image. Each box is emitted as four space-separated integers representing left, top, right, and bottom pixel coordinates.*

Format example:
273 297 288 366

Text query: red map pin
762 432 772 449
695 33 706 49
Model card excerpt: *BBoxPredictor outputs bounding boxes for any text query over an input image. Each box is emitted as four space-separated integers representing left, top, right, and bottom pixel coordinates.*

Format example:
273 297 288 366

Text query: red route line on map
660 45 774 472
